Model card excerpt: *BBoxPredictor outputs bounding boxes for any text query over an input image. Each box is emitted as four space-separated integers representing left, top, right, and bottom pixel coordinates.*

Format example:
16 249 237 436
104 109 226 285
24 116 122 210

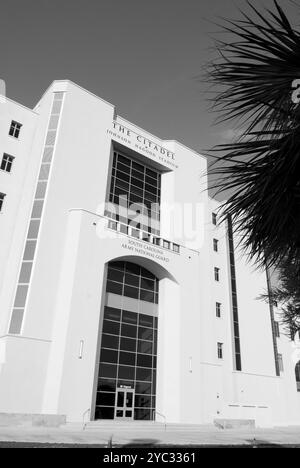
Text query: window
214 267 220 282
278 353 284 373
274 321 280 338
217 342 223 359
108 151 161 235
9 121 22 138
213 238 219 252
216 302 222 318
173 243 180 253
1 154 14 173
212 212 217 225
163 240 170 250
0 192 6 212
295 362 300 392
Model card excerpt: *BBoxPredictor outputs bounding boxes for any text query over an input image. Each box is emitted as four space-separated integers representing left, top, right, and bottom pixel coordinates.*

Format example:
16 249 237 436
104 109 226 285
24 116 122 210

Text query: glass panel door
114 388 134 420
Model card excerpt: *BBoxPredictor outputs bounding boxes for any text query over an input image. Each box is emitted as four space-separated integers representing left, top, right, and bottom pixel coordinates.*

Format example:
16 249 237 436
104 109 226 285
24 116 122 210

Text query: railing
152 410 167 431
107 219 180 255
82 408 91 431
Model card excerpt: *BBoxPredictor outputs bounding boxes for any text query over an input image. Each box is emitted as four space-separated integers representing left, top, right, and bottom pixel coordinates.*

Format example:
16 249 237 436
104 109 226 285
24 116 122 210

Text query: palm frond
206 0 300 267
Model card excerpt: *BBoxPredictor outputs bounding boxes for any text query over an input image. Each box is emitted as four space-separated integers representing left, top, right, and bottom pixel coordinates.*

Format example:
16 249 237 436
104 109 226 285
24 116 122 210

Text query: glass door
114 388 134 420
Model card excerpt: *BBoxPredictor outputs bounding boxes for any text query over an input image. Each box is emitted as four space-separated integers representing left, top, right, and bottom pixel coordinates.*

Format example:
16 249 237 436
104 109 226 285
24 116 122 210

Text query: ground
0 424 300 447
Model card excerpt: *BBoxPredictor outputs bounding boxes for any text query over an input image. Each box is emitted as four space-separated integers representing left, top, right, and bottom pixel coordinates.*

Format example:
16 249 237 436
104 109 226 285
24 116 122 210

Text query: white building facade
0 80 299 426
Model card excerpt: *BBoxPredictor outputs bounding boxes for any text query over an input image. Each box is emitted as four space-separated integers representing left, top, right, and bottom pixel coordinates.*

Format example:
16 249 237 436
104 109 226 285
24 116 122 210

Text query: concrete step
77 421 217 433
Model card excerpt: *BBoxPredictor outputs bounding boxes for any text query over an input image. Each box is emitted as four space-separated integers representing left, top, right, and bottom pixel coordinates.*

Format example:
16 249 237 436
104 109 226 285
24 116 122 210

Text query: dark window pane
102 320 120 335
99 363 117 379
121 323 137 338
138 314 153 328
106 280 123 295
132 161 144 173
117 161 131 174
137 340 153 354
122 310 138 325
130 185 143 197
120 337 136 352
96 392 116 406
100 348 118 364
146 168 157 179
135 381 152 394
139 289 155 302
119 351 136 366
125 273 140 288
140 267 155 280
137 353 153 368
135 395 151 408
95 407 114 420
104 307 121 322
101 334 119 350
97 379 116 392
154 317 158 329
116 170 130 183
131 177 144 188
136 367 152 381
124 285 139 299
118 155 131 166
107 268 124 283
125 263 141 275
140 278 155 291
118 365 135 380
131 169 144 180
138 327 153 341
134 409 151 420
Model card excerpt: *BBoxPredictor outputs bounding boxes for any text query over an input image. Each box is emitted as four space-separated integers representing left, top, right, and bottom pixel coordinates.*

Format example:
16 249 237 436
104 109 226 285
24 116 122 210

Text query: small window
213 238 219 252
274 321 280 338
216 302 222 318
217 342 223 359
9 121 22 139
1 153 14 173
163 240 170 250
0 192 6 212
173 243 180 253
214 267 220 282
278 353 284 373
212 212 217 226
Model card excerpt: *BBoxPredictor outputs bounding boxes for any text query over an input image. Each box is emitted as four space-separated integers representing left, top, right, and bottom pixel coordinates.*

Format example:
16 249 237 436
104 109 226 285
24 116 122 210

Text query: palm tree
207 0 300 268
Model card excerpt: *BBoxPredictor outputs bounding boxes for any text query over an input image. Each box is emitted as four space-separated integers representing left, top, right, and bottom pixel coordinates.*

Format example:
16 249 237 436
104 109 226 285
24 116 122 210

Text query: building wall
0 80 299 425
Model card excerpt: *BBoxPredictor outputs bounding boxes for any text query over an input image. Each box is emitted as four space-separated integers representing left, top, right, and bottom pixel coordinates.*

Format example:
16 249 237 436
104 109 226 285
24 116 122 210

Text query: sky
0 0 299 161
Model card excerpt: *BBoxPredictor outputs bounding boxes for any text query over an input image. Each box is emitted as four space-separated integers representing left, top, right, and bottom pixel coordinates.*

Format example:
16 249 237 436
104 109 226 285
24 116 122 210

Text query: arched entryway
94 260 159 421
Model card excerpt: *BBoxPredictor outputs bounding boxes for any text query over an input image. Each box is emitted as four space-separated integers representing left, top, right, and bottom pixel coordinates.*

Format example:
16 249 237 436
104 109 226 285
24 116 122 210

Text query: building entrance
114 388 135 420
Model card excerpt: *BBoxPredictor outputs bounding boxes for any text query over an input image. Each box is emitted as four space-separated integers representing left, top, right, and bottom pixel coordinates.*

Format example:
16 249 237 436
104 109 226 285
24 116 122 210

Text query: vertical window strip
227 215 242 371
266 267 280 376
8 92 64 335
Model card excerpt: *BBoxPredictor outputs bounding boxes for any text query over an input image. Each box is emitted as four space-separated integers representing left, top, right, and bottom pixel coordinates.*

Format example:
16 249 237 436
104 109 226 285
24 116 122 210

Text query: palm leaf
206 0 300 267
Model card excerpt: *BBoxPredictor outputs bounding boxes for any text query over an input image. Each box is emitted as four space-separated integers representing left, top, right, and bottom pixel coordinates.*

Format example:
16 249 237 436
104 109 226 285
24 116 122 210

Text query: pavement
0 424 300 447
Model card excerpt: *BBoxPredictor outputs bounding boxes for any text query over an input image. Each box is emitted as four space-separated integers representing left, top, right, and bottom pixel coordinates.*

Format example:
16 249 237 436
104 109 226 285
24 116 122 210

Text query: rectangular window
173 243 180 253
1 153 14 173
278 353 284 372
214 267 220 282
0 192 6 212
109 150 161 235
9 121 22 138
163 240 170 250
213 238 219 252
217 342 223 359
216 302 222 318
274 321 280 338
212 212 217 226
